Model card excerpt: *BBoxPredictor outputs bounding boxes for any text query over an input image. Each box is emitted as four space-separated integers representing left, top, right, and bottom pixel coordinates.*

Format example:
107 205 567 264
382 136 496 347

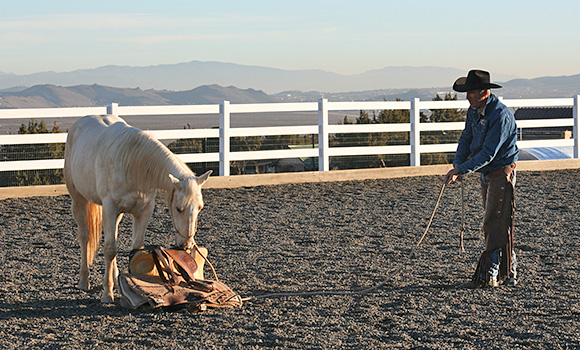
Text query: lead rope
242 181 449 302
414 183 446 249
194 244 219 282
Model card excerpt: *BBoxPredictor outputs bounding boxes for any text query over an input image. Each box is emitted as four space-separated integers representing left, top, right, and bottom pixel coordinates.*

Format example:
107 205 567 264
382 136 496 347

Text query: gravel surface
1 169 579 349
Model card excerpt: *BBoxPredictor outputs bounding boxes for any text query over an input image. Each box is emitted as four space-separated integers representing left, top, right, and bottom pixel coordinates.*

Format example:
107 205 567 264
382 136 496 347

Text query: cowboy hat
129 249 159 276
453 69 502 92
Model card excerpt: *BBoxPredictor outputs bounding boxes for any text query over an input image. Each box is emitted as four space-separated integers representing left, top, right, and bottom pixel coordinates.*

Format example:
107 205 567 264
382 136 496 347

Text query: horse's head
168 170 212 251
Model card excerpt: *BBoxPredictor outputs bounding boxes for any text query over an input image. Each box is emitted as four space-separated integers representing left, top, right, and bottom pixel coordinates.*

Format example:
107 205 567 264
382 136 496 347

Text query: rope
242 181 449 302
195 244 220 282
240 281 390 302
414 183 446 249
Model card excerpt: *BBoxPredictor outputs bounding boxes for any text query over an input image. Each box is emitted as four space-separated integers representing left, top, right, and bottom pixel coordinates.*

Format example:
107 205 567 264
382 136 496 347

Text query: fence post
107 103 119 116
219 100 231 176
410 98 421 166
574 95 579 159
318 98 329 172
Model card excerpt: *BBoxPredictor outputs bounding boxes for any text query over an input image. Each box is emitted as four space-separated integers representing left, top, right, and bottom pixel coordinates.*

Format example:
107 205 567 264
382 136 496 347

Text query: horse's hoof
100 293 115 304
77 282 90 292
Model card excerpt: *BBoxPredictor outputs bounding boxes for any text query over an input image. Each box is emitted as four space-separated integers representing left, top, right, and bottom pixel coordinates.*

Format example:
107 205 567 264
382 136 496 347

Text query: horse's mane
108 125 193 193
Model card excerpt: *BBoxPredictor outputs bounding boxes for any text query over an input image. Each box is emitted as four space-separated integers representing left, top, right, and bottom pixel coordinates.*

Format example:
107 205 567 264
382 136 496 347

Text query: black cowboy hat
452 69 502 92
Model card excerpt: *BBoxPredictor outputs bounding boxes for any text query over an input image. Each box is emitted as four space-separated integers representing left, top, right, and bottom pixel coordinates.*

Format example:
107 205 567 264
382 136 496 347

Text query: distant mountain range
0 84 278 108
0 61 579 109
0 61 517 94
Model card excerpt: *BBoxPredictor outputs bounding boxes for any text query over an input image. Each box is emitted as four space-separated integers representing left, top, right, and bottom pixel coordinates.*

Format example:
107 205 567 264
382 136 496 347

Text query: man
445 69 519 288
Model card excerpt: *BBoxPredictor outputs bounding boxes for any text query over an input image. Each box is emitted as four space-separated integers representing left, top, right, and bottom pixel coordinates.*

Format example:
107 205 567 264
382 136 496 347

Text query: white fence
0 96 578 178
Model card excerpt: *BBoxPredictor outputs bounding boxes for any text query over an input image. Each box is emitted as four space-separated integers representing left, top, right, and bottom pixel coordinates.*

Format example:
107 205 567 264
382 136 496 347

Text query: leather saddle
118 245 242 312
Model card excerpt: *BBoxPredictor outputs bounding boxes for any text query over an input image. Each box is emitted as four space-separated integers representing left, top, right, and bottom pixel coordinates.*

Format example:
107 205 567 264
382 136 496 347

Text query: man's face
466 89 490 109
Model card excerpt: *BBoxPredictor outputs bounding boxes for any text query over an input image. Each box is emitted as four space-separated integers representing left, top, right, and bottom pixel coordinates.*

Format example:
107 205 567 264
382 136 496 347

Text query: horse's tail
86 202 103 265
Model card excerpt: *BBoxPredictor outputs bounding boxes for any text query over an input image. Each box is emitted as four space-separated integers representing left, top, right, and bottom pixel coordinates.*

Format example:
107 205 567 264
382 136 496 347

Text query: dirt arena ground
0 168 579 349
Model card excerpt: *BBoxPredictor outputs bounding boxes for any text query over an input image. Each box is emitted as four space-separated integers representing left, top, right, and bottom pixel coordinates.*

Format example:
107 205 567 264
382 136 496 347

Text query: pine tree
420 93 467 165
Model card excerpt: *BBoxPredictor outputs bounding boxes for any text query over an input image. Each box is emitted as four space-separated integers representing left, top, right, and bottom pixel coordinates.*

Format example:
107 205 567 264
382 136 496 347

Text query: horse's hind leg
71 196 91 291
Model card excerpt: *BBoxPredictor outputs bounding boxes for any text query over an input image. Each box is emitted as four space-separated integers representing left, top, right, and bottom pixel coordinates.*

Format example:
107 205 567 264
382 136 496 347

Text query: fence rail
1 96 578 178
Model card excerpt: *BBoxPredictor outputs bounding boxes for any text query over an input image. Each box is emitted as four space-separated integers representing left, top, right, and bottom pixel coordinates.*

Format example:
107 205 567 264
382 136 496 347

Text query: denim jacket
454 94 519 174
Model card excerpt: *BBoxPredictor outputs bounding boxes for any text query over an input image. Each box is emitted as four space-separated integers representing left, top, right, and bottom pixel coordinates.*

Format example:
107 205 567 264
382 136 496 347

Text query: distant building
514 107 573 160
514 107 572 139
268 145 319 173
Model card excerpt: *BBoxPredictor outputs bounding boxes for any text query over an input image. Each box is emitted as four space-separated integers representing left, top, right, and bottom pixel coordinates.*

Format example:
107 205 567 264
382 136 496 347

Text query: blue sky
2 0 579 79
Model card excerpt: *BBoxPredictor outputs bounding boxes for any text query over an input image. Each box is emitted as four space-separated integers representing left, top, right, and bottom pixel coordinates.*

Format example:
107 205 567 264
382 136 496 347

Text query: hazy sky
2 0 579 79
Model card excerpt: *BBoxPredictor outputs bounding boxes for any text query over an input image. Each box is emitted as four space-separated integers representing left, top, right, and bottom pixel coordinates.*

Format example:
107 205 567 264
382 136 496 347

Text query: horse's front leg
131 199 155 250
101 200 123 303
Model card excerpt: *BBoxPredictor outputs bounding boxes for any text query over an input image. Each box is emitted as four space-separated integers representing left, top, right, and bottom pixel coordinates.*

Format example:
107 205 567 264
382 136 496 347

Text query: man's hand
445 168 462 184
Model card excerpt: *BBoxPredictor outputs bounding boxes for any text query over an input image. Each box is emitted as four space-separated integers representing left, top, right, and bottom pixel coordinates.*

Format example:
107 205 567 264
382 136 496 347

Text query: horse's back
65 115 130 202
66 114 128 165
68 115 126 140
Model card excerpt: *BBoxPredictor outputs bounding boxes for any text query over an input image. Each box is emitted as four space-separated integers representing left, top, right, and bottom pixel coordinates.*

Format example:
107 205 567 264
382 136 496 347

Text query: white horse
64 115 211 303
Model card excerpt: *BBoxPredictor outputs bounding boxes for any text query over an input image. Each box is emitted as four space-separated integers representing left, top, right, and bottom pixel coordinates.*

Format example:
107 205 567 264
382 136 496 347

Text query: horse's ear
169 174 180 185
196 170 212 187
